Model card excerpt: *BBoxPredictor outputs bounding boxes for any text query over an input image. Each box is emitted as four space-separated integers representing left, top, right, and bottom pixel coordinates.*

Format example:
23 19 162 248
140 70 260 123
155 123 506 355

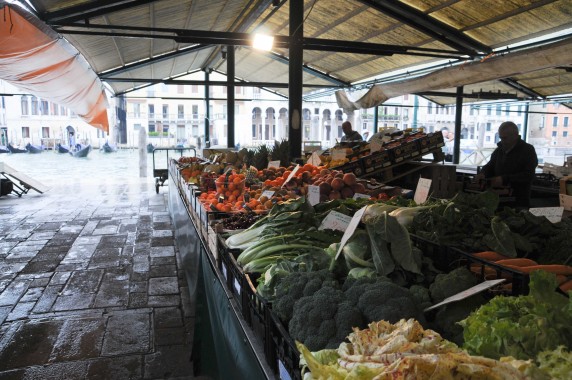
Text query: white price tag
369 138 383 153
319 210 352 232
414 178 432 204
331 149 347 161
234 278 241 295
308 152 322 166
353 193 371 200
307 185 321 206
268 160 281 169
260 190 275 199
213 154 220 163
424 279 506 312
529 207 564 223
281 164 300 188
334 206 368 259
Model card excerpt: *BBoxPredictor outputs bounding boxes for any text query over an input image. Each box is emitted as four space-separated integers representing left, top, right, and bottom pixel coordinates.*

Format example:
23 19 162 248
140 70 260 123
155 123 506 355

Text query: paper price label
281 164 300 188
369 138 383 153
268 160 281 169
331 149 347 161
529 207 564 223
260 190 275 199
319 210 352 232
308 152 322 166
424 279 506 312
353 193 371 200
334 206 368 259
414 178 432 204
307 185 321 206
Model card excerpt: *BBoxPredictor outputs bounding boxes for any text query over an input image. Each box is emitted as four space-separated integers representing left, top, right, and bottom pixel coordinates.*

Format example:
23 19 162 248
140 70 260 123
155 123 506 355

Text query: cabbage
342 229 373 269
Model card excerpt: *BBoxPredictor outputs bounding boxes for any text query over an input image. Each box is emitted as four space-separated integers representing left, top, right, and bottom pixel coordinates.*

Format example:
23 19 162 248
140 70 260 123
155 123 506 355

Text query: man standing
476 121 538 207
341 121 363 142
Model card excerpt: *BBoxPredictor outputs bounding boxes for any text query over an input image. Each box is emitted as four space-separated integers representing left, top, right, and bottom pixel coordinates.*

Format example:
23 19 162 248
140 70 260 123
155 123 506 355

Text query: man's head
498 121 520 149
342 121 352 135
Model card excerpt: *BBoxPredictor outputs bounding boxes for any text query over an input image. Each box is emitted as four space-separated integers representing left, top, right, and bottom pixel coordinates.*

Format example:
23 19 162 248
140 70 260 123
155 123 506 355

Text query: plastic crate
243 274 277 373
410 234 460 272
450 247 530 296
269 311 302 380
217 234 244 302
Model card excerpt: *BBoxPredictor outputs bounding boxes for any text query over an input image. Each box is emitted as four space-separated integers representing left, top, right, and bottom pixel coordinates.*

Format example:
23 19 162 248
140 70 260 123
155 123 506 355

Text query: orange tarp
0 2 109 132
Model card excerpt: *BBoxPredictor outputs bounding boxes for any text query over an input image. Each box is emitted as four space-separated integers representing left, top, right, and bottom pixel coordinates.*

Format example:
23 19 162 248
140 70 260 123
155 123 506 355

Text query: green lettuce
460 270 572 360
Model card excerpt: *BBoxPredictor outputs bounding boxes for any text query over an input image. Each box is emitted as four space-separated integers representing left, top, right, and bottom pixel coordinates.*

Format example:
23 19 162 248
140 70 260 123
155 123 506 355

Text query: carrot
471 251 508 262
501 265 572 276
469 264 512 280
559 279 572 293
495 258 538 267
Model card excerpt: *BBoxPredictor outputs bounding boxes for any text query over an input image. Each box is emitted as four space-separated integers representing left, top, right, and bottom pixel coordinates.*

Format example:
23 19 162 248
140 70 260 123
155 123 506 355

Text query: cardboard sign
268 160 281 169
334 206 368 259
260 190 275 199
307 185 321 206
414 178 432 204
529 207 564 223
424 279 506 312
353 193 371 200
281 164 300 188
319 210 352 232
331 149 347 161
308 152 322 166
369 138 383 153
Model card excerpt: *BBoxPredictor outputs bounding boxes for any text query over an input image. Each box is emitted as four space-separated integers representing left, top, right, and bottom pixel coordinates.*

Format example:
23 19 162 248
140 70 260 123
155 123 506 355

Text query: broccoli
357 281 425 325
409 284 432 310
273 269 339 324
434 294 487 345
288 286 363 351
429 267 478 303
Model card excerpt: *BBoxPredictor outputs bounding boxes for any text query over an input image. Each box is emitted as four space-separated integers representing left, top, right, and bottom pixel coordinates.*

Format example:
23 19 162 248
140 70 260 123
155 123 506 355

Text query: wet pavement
0 160 197 380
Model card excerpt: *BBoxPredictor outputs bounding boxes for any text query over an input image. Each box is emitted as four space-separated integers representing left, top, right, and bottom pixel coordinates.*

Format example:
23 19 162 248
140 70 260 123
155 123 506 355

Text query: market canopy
1 0 572 120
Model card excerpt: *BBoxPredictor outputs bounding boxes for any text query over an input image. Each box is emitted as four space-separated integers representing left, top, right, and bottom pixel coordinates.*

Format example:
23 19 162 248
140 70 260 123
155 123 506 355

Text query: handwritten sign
308 152 322 166
424 279 506 312
319 210 352 233
529 207 564 223
414 178 432 204
268 160 281 169
281 164 300 188
260 190 275 199
331 149 347 161
353 193 371 200
307 185 321 206
334 206 368 259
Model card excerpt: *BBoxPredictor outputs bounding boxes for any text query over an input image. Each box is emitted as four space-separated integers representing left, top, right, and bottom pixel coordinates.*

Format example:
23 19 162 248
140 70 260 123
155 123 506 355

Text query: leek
225 225 267 249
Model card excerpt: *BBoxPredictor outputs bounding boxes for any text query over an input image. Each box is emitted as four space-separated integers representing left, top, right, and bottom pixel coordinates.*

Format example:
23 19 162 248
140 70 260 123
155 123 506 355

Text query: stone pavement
0 178 197 379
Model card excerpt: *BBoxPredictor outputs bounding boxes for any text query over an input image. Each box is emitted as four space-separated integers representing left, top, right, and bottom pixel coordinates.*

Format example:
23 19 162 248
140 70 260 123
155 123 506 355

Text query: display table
168 169 277 380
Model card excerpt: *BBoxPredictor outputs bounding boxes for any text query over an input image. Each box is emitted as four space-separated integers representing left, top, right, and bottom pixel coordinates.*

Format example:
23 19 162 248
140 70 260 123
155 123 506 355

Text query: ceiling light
253 34 274 51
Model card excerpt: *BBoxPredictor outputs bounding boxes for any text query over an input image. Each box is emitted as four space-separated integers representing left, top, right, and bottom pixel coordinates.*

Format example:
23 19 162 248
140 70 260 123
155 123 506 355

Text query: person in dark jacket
341 121 363 142
476 121 538 207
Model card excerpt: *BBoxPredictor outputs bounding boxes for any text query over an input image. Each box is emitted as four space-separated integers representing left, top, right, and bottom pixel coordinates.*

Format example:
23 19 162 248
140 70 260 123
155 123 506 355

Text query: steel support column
453 86 463 164
204 70 210 147
227 46 235 148
288 0 303 161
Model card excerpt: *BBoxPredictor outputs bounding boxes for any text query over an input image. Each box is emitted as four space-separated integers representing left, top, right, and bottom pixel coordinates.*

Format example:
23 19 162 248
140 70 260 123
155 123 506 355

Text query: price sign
260 190 275 199
353 193 371 200
307 185 321 206
268 160 281 169
424 279 506 312
213 154 220 163
529 207 564 223
369 138 383 153
308 152 322 166
223 165 234 174
414 178 432 204
281 164 300 188
334 206 368 259
331 149 347 161
319 210 352 232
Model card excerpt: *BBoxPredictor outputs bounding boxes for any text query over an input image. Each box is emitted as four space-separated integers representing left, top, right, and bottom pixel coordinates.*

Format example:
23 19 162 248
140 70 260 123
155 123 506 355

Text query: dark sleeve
505 144 538 185
481 148 498 178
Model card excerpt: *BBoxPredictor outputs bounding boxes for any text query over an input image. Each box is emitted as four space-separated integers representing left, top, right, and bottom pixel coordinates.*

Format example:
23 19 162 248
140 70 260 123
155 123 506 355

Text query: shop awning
0 2 109 132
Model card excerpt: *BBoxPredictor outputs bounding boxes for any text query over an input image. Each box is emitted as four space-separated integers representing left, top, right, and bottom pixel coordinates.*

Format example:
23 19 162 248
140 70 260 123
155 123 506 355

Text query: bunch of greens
460 270 572 360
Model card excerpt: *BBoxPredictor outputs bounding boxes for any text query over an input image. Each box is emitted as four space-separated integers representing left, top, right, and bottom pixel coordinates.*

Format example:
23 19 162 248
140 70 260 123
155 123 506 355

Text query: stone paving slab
0 178 197 379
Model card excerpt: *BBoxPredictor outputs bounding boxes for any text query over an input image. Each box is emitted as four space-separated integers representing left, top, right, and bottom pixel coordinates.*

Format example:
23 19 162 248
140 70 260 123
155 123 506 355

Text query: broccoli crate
217 234 245 307
410 234 457 272
268 311 302 380
244 273 277 373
